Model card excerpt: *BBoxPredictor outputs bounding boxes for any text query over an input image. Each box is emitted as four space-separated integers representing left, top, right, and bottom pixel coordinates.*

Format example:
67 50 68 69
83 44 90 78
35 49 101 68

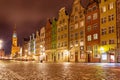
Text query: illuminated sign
101 53 107 60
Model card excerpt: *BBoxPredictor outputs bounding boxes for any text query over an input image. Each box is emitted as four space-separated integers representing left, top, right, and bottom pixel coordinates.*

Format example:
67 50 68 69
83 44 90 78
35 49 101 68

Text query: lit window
80 41 84 46
75 23 78 29
80 21 84 27
87 26 91 32
93 23 98 30
87 35 92 41
87 15 91 22
93 33 98 40
109 3 114 10
102 6 106 13
93 13 98 20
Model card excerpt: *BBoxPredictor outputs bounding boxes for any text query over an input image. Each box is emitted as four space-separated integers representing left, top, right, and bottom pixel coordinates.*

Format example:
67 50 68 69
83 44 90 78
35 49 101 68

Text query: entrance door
75 52 78 62
88 54 91 62
54 55 56 62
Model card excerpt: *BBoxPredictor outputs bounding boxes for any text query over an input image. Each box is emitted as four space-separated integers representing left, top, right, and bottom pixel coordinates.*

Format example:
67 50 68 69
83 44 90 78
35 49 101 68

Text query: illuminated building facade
57 7 69 62
100 0 117 62
69 0 86 62
40 27 46 61
45 19 52 62
51 18 57 62
11 24 20 57
117 0 120 62
22 37 29 57
85 0 100 62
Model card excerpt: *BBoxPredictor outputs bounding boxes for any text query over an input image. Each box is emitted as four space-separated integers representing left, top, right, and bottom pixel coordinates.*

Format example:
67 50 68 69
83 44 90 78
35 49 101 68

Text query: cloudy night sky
0 0 73 54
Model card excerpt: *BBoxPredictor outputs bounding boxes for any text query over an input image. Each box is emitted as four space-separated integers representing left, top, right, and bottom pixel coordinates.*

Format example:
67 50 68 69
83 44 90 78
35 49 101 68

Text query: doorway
75 52 78 62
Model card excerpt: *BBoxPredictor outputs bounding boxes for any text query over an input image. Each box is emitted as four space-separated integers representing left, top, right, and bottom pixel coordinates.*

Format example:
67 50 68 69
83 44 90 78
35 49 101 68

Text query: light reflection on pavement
0 60 120 80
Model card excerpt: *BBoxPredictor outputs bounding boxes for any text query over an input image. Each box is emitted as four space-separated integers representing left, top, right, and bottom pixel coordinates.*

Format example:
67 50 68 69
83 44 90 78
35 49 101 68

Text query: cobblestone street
0 60 120 80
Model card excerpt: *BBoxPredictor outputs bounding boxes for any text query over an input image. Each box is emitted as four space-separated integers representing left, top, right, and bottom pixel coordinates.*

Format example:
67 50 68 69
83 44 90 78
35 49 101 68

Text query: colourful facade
69 0 86 62
57 7 69 62
40 27 46 62
51 18 57 62
99 0 117 62
85 0 100 62
45 19 52 62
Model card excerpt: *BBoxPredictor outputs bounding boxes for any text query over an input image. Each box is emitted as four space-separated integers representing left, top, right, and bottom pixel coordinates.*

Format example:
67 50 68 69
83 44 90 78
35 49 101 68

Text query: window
101 17 106 24
80 31 83 35
109 39 114 44
93 13 98 20
93 45 98 57
102 28 107 35
75 16 78 21
64 25 67 30
93 33 98 40
61 27 63 31
108 3 114 10
75 6 78 12
109 26 114 33
58 28 60 32
87 15 91 22
58 36 60 40
87 35 92 41
87 8 92 13
87 26 91 32
108 14 114 21
93 6 97 11
75 23 78 29
80 41 84 46
102 41 107 45
80 21 84 27
70 26 73 30
93 23 98 30
70 34 73 38
102 6 106 13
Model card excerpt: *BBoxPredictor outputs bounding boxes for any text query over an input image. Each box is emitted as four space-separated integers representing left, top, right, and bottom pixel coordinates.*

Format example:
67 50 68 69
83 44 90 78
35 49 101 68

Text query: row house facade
116 0 120 62
45 19 52 62
23 0 120 63
69 0 86 62
85 0 100 63
57 7 69 62
99 0 117 63
40 27 46 62
51 18 57 62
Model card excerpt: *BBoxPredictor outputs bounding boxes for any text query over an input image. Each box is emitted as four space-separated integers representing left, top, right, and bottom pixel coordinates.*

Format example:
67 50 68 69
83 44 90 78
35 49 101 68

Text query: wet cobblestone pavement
0 61 120 80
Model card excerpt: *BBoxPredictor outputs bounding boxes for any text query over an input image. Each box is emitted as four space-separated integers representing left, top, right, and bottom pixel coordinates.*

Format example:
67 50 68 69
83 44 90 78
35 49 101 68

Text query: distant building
40 27 46 61
45 19 52 62
51 18 57 62
11 24 20 57
22 37 29 57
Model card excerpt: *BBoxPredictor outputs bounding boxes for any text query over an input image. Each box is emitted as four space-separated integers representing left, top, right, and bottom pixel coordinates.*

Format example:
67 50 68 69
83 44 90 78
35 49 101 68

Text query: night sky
0 0 73 54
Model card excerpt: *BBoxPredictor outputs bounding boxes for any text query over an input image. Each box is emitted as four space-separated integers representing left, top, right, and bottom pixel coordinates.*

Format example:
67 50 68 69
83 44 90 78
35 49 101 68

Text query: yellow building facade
69 0 86 62
99 0 117 62
57 7 69 62
11 24 20 57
